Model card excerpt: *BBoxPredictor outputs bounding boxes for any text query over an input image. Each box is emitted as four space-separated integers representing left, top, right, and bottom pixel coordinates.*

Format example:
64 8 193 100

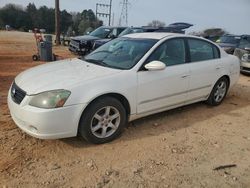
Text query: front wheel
78 97 127 144
206 77 229 106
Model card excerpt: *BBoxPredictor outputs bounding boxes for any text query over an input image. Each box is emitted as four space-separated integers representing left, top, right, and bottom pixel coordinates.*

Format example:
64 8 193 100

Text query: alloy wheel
214 80 227 103
90 106 121 138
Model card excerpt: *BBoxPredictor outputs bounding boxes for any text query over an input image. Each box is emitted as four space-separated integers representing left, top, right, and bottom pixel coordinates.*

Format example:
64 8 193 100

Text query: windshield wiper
84 58 113 68
89 50 112 56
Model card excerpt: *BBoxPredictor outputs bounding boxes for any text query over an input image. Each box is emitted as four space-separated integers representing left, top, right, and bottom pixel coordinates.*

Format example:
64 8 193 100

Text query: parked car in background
92 26 159 50
217 34 250 54
92 23 193 50
240 50 250 74
204 35 221 42
69 26 126 55
8 33 239 144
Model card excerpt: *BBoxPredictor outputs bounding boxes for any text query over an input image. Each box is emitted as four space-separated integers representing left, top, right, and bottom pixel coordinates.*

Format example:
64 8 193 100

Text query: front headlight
241 54 250 62
29 90 71 109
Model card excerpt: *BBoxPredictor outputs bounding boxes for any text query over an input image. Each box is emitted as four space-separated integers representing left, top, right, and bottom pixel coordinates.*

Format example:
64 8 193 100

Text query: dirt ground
0 31 250 188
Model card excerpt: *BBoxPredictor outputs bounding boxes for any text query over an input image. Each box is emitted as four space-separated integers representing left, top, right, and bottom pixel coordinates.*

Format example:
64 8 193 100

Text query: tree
190 28 228 37
0 4 31 30
202 28 228 37
148 20 166 27
36 6 55 33
26 3 37 28
0 3 101 34
78 20 90 35
61 9 73 34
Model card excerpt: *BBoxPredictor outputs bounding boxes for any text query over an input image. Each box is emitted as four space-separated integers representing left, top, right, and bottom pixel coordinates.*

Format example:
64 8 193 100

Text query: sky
0 0 249 34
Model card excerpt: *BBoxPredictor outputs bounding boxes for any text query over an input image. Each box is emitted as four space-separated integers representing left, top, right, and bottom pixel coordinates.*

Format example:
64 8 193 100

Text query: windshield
89 27 112 38
219 36 241 44
118 28 144 37
83 37 158 70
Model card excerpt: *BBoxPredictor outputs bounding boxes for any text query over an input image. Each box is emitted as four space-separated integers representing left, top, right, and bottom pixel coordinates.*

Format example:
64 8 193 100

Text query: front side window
83 37 157 70
147 38 186 66
188 39 216 62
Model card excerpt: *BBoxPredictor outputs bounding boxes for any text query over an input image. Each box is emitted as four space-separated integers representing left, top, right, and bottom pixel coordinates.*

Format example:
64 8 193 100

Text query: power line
119 0 129 26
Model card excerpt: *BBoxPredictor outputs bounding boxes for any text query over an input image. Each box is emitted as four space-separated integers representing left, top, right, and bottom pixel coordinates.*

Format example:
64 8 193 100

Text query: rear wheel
79 97 127 144
206 77 229 106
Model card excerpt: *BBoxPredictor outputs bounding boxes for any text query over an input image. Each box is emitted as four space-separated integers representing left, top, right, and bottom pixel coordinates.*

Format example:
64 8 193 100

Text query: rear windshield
118 28 144 37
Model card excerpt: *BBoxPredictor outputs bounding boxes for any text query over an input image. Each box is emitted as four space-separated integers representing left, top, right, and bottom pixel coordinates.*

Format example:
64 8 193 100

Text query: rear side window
188 39 220 62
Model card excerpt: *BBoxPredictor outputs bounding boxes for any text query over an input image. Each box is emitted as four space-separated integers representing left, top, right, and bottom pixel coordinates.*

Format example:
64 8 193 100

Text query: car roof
124 32 184 40
100 26 127 29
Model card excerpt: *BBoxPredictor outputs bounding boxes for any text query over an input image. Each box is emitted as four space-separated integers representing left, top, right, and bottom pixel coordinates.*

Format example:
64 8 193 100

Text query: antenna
119 0 129 26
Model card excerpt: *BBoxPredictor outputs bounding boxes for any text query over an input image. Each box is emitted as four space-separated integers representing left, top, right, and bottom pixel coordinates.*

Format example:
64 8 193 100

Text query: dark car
92 27 154 50
217 34 250 54
92 23 193 50
69 26 126 55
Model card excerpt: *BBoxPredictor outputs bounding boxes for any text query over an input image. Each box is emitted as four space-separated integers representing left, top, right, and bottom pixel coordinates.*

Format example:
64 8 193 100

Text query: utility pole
55 0 60 45
96 0 112 26
119 0 129 26
109 0 112 26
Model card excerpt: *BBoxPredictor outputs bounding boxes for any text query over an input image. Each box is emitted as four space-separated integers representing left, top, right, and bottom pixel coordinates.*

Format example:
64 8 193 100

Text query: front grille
70 40 79 48
242 67 250 71
11 82 26 104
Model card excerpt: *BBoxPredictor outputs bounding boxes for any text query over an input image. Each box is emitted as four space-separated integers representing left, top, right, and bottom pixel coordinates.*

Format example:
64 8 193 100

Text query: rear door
186 38 223 101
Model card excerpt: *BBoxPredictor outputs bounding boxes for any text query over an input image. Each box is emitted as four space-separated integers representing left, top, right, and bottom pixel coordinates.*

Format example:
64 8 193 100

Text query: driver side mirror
144 61 166 71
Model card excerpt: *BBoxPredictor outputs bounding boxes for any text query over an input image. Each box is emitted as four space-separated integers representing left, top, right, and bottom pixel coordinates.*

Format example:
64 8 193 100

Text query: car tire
32 54 39 61
206 77 229 106
78 97 127 144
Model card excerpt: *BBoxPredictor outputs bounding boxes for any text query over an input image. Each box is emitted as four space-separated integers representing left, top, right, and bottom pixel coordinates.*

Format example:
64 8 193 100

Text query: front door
137 38 190 114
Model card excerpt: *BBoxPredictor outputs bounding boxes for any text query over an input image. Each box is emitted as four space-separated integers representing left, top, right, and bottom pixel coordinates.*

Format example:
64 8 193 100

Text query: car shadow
62 82 250 148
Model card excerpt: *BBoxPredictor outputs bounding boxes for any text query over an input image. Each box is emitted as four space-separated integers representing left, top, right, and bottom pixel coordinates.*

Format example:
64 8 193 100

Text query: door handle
181 75 190 78
216 67 221 70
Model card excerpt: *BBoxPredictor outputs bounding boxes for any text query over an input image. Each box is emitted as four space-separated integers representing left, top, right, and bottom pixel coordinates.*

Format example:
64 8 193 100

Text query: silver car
241 52 250 74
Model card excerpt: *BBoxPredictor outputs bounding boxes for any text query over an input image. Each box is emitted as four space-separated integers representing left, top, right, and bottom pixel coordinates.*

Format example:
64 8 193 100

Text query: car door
186 38 223 101
137 38 190 114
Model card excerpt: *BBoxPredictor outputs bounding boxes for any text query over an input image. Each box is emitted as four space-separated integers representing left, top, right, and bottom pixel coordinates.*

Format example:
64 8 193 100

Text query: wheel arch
79 92 131 123
221 75 230 87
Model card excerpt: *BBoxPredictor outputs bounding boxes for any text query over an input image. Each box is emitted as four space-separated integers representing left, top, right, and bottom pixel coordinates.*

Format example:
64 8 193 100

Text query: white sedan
8 33 240 144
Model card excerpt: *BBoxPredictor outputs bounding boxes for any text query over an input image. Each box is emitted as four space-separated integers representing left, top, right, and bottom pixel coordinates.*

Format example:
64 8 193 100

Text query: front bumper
240 61 250 74
8 89 87 139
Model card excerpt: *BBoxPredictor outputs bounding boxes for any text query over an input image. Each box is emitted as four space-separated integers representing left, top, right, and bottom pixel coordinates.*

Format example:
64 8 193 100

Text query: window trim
138 37 188 71
185 37 221 63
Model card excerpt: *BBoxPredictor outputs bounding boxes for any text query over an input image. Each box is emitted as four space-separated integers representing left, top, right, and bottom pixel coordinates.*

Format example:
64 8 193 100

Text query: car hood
95 39 112 43
72 35 100 41
15 58 122 95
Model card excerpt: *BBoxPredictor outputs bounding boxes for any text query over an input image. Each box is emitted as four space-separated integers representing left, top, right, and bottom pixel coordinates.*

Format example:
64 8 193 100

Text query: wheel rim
214 80 227 103
90 106 121 139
